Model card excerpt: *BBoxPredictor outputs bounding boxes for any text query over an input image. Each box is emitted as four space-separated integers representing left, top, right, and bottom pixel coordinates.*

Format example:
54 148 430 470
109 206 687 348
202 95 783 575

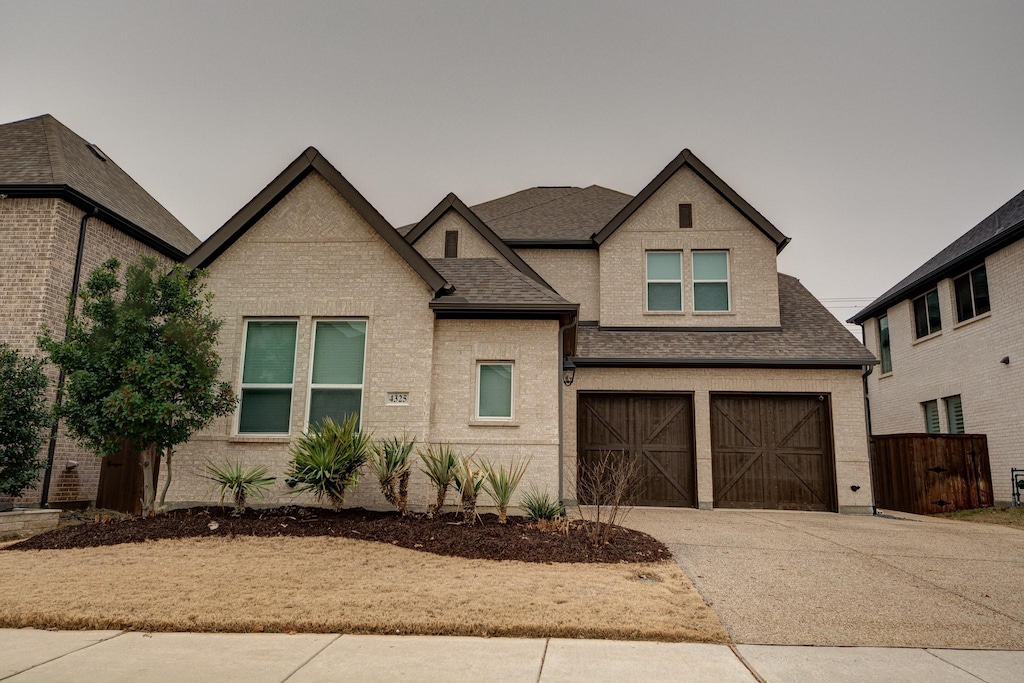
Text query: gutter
571 356 879 369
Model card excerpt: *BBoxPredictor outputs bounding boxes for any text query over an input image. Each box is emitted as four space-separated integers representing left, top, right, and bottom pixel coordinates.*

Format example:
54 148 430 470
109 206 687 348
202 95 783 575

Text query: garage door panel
713 451 765 507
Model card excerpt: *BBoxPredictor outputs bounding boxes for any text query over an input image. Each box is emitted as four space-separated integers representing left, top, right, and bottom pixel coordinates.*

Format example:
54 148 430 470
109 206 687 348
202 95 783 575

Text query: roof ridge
39 115 64 184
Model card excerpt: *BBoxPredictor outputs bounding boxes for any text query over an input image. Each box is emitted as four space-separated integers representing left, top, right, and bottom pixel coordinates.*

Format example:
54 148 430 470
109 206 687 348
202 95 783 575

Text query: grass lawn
0 535 727 642
935 506 1024 530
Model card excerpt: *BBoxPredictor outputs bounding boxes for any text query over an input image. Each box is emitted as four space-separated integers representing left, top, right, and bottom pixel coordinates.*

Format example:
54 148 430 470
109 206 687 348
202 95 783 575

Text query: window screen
646 252 683 311
308 320 366 429
923 400 940 434
944 395 964 434
477 363 513 418
692 251 730 312
238 320 297 433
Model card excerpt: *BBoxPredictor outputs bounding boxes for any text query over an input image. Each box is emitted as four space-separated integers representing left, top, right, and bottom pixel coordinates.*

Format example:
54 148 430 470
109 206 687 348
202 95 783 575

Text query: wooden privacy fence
95 440 160 514
870 434 992 515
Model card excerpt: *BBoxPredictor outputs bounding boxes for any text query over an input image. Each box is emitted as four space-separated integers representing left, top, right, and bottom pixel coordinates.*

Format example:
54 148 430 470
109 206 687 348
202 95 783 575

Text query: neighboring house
169 146 876 514
851 188 1024 504
0 114 198 507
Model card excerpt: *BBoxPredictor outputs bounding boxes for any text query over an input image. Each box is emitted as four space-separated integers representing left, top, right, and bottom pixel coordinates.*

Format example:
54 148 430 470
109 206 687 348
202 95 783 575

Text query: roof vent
85 143 107 162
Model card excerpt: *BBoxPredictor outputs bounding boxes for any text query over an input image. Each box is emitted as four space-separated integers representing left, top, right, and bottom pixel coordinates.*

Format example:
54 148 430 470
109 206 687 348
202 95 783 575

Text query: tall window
308 320 366 429
692 251 730 312
913 289 941 338
646 251 682 312
477 362 513 419
877 315 892 373
444 230 459 258
944 395 964 434
238 320 297 434
953 265 990 323
922 400 940 434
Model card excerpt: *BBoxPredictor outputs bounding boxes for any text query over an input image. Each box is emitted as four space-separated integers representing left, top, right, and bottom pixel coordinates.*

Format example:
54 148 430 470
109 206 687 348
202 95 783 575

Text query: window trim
912 289 942 339
877 314 892 374
236 318 299 436
922 399 940 435
943 395 964 435
475 361 514 420
952 264 990 324
304 318 368 431
645 250 684 313
691 250 731 313
678 203 693 228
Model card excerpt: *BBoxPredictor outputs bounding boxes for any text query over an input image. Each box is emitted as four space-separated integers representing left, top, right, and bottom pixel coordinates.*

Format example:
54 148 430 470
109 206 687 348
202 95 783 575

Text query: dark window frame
678 203 693 228
877 314 892 374
953 264 990 323
912 289 942 339
444 230 459 258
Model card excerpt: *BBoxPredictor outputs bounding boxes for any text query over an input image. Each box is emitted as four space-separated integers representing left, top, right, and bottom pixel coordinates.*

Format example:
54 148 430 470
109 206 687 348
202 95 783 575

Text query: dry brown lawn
0 536 726 642
935 506 1024 530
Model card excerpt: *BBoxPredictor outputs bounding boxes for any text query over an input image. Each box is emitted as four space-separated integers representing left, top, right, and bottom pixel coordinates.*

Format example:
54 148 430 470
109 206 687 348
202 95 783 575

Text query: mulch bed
4 506 669 564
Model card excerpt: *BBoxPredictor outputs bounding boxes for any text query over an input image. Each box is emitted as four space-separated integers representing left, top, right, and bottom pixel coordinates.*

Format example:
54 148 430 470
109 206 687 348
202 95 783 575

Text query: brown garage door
710 393 836 512
577 393 696 508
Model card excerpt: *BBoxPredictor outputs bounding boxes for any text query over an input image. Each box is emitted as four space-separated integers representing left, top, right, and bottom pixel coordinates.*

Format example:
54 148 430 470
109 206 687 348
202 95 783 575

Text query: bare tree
572 450 644 546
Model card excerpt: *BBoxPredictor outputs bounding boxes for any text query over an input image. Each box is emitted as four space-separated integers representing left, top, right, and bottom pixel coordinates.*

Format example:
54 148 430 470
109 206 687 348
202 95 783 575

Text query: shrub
453 455 485 524
286 415 371 508
0 344 50 499
370 434 415 515
521 487 564 522
573 449 644 546
203 461 275 515
482 457 530 524
419 443 459 518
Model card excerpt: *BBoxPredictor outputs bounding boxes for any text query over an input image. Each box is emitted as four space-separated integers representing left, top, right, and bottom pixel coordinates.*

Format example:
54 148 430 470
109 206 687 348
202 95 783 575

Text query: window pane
923 401 940 434
239 388 291 433
646 252 681 280
694 282 729 311
913 297 929 338
926 290 942 332
693 251 728 280
479 364 512 418
647 283 682 311
953 274 974 322
878 315 892 373
242 321 297 384
308 388 362 430
312 321 366 385
971 267 990 315
945 396 964 434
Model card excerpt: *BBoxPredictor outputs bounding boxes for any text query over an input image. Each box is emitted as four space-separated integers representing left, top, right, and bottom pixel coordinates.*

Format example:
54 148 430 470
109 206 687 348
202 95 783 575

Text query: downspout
39 206 97 507
557 318 575 505
860 322 876 514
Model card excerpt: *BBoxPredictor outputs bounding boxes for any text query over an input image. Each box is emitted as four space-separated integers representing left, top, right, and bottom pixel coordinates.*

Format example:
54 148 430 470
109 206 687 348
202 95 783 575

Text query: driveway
624 508 1024 649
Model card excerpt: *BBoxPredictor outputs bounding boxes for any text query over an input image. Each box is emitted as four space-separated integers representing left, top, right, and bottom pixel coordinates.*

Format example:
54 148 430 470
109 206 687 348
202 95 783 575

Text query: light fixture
562 357 576 386
1001 356 1010 365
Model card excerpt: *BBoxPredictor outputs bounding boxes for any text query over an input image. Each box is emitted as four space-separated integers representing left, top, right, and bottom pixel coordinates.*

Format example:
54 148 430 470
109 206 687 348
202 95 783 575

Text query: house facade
0 114 198 507
168 147 876 513
852 188 1024 504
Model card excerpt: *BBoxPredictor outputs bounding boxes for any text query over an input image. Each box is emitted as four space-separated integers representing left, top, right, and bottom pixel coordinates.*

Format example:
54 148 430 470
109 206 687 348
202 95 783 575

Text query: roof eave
572 356 877 369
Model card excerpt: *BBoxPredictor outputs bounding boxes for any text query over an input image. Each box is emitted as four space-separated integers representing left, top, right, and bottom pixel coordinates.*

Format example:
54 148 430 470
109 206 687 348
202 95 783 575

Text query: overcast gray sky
3 1 1023 329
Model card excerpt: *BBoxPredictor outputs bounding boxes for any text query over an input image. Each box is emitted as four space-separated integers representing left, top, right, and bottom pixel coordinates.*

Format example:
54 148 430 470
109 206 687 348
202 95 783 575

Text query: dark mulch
4 506 669 564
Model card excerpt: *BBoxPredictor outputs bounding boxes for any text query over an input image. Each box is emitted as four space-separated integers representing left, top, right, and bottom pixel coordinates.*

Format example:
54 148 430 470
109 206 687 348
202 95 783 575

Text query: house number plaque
386 392 410 406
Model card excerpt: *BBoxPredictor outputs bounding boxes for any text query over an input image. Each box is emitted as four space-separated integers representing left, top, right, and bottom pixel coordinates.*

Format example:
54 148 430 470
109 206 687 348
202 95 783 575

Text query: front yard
935 506 1024 530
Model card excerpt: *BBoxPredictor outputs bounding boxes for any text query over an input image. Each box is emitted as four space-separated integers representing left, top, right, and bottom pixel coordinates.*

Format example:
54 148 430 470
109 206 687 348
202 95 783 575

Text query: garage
577 392 696 508
710 393 837 511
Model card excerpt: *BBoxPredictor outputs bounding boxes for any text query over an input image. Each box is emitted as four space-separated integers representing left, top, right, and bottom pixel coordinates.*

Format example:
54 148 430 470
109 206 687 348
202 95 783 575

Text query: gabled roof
0 114 197 258
428 258 573 309
186 147 452 295
592 149 790 252
470 185 632 244
851 187 1024 324
575 274 876 368
405 193 553 288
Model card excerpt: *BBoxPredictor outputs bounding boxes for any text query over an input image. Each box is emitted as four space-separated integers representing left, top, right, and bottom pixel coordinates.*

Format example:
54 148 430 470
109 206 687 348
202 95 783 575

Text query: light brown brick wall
411 211 502 259
864 239 1024 502
515 248 600 321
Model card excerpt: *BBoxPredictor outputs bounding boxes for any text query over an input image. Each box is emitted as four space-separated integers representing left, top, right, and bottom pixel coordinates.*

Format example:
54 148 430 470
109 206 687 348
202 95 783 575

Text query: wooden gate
96 440 160 514
710 393 837 512
577 393 696 507
870 434 992 514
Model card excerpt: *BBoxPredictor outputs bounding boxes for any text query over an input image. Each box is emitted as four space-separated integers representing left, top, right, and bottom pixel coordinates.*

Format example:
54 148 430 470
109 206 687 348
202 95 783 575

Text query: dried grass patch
0 536 727 642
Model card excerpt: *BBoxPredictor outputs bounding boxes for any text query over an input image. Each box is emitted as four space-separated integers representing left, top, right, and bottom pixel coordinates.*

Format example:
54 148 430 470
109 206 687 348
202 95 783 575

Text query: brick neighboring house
851 188 1024 504
169 147 877 514
0 114 198 507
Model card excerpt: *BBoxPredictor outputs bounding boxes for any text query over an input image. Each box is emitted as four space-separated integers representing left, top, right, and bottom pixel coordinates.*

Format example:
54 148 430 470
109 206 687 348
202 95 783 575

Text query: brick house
169 147 876 514
0 114 198 507
851 188 1024 504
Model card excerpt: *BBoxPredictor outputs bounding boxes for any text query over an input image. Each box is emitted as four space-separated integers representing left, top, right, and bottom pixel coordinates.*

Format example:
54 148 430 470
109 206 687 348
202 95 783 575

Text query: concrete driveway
624 508 1024 649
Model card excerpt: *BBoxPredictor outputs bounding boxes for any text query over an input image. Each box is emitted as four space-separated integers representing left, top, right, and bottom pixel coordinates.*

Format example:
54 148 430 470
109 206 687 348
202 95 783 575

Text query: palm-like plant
370 434 415 515
482 457 531 523
521 486 564 522
453 455 486 524
419 443 459 518
286 415 371 508
203 461 276 515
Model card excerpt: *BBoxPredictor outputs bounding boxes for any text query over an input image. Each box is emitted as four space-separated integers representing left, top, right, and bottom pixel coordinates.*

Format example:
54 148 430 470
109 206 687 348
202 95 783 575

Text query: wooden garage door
710 394 836 511
578 393 696 508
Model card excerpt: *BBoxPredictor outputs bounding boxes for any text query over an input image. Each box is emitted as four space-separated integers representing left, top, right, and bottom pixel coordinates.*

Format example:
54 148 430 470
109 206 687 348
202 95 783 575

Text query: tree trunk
398 470 410 516
157 447 173 512
139 447 155 517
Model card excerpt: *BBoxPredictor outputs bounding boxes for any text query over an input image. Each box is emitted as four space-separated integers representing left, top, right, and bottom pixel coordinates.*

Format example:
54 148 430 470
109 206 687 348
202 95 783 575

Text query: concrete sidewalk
2 630 1022 683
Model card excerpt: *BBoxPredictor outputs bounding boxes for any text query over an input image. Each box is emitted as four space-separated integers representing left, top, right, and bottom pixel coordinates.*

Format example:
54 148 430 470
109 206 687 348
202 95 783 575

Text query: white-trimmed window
237 320 298 434
307 320 367 429
476 362 513 419
646 251 683 312
692 250 730 311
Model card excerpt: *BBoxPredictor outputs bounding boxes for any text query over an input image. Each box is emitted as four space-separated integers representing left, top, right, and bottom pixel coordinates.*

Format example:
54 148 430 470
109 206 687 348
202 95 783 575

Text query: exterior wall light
562 357 576 386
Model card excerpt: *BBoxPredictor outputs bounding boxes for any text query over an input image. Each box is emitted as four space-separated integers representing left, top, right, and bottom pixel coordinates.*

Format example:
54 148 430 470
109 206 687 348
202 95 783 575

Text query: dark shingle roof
851 187 1024 324
0 114 197 255
427 258 572 308
470 185 632 241
576 274 876 367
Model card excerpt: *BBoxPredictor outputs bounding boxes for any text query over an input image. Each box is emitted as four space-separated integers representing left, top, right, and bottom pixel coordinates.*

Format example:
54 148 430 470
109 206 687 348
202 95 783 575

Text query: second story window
953 265 990 323
646 251 682 312
912 289 941 339
877 315 892 373
692 251 730 312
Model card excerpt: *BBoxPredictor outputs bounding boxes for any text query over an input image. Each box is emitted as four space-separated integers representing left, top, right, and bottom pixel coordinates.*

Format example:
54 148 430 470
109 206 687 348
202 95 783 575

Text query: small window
692 251 730 312
912 289 941 338
678 203 693 228
646 251 683 312
922 400 940 434
307 320 366 430
953 265 990 323
238 320 298 434
444 230 459 258
878 315 892 374
477 362 513 419
944 395 964 434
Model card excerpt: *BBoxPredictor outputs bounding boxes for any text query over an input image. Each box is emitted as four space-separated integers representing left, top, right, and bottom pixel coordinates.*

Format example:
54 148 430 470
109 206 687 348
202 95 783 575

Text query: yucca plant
203 460 276 515
482 457 531 523
453 455 486 524
419 443 459 518
521 486 564 522
286 414 372 508
370 433 415 515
